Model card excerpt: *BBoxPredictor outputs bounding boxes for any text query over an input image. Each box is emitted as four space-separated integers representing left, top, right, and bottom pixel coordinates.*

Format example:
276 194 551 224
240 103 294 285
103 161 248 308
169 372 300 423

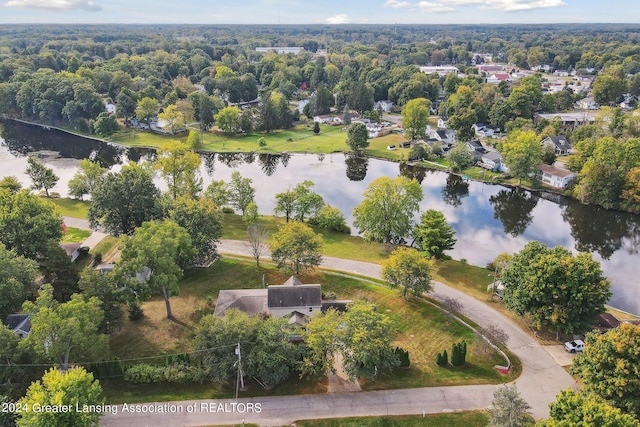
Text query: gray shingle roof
214 289 268 316
268 285 321 308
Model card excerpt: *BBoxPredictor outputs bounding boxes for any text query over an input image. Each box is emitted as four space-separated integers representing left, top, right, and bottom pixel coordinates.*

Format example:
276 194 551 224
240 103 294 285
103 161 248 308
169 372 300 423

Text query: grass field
295 411 490 427
105 258 516 403
61 226 91 243
44 197 91 218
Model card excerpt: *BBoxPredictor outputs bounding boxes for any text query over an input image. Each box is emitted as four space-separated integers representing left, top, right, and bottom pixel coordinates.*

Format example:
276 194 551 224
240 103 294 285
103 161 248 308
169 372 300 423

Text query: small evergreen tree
313 121 320 134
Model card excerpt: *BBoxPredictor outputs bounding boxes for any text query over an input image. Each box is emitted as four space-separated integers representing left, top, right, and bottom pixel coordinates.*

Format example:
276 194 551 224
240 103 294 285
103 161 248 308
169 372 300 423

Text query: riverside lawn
104 258 518 404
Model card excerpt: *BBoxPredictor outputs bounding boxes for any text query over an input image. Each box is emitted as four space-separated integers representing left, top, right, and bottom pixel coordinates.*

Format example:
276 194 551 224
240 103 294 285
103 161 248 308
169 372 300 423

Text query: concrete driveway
99 240 577 426
544 345 578 367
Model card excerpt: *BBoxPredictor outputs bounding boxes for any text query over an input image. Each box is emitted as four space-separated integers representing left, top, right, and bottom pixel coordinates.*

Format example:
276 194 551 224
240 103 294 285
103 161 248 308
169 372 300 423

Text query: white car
564 340 585 353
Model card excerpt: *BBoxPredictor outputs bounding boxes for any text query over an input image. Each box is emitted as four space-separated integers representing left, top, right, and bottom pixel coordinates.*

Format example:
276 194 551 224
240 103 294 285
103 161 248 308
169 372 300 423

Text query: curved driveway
93 238 576 426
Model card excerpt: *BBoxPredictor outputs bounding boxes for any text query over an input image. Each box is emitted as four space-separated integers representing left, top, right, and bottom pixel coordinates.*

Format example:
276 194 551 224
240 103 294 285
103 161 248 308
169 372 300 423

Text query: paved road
99 240 576 426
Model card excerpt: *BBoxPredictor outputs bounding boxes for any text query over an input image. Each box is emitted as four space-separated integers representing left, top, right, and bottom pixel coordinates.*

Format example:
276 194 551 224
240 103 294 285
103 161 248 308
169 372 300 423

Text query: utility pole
235 342 245 399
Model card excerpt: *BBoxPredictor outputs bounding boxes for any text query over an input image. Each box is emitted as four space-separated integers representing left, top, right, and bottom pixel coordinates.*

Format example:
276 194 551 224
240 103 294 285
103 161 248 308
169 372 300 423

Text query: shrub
124 363 199 384
436 350 448 366
451 341 467 366
395 347 410 368
128 301 144 321
258 137 267 147
310 205 350 234
222 206 234 214
313 122 320 134
323 291 338 300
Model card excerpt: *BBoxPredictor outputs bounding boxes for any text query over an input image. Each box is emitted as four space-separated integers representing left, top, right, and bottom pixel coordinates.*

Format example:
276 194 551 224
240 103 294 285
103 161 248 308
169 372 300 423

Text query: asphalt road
98 239 576 426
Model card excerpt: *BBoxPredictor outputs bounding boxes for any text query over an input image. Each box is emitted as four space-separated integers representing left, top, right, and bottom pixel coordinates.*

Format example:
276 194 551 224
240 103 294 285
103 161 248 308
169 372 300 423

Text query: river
1 119 639 315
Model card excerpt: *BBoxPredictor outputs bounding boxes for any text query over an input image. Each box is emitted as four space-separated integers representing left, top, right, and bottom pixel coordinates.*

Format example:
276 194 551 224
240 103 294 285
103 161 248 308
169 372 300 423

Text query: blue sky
0 0 638 25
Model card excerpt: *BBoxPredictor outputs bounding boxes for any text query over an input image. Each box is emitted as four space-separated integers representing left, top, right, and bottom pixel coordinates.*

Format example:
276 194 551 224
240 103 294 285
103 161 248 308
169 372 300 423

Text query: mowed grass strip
107 258 514 404
44 196 91 219
295 411 490 427
61 226 91 243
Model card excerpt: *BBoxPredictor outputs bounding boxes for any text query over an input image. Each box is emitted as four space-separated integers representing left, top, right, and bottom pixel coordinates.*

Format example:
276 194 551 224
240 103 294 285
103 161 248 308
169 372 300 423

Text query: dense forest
1 24 639 212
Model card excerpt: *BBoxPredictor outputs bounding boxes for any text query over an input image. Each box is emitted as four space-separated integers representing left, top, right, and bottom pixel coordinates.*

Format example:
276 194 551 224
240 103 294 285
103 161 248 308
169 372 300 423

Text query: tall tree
270 222 323 274
300 309 342 379
118 220 195 320
78 269 126 334
353 176 423 243
488 384 533 427
88 162 162 236
401 98 431 141
158 104 184 135
214 106 241 134
169 196 222 266
543 390 639 427
0 242 38 321
346 122 369 152
293 180 324 222
25 156 58 197
21 284 108 370
382 246 434 298
413 209 457 259
17 367 104 427
571 324 640 418
501 130 544 185
274 188 297 222
67 159 106 200
228 171 255 215
154 140 202 200
246 224 269 268
135 97 158 127
501 241 611 338
0 190 62 259
447 142 474 172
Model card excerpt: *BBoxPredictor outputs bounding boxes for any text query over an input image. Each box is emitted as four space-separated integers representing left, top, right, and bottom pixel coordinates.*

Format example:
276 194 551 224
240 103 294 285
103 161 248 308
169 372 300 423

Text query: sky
0 0 639 25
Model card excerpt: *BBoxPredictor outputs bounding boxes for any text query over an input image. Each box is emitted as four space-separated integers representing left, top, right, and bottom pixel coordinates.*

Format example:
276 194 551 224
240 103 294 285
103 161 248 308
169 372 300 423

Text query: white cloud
417 1 455 13
323 13 352 24
3 0 101 10
439 0 566 11
384 0 412 8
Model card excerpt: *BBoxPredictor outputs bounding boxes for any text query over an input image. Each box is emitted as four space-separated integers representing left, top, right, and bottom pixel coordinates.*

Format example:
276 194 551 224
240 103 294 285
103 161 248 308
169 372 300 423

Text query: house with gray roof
4 314 31 339
541 136 572 156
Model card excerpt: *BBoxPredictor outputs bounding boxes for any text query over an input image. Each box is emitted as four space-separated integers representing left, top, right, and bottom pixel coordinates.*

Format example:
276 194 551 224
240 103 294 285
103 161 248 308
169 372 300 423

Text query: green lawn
295 411 490 427
44 197 91 218
61 226 91 243
105 258 516 403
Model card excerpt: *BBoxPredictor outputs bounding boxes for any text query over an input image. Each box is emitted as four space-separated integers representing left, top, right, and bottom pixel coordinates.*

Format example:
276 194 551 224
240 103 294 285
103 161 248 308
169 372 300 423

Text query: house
4 314 31 339
437 116 449 129
419 65 460 77
95 263 151 283
465 140 486 160
473 123 495 138
255 47 304 55
333 112 361 125
554 69 571 77
431 129 456 145
374 100 393 113
313 114 333 124
577 97 598 110
486 73 511 84
595 313 620 333
479 151 507 172
541 136 572 156
539 164 576 189
215 276 326 323
477 64 503 73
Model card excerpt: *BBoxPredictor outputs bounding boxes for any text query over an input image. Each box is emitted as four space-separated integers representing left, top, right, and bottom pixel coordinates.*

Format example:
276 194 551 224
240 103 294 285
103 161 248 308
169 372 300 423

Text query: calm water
2 119 639 315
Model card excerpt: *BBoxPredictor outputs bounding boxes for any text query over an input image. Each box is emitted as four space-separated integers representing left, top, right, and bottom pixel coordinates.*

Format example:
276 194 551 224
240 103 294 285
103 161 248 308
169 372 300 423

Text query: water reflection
258 153 281 176
489 188 539 237
344 152 368 181
399 163 430 184
441 174 469 207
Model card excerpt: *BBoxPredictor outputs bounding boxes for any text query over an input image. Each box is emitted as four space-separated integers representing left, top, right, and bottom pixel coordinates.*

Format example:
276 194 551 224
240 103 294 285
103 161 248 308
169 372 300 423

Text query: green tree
592 75 627 106
571 324 640 418
340 301 400 380
119 220 195 320
228 171 255 215
78 269 125 334
501 130 544 184
186 129 202 150
274 188 297 222
67 159 106 200
293 180 324 222
214 105 241 134
401 98 431 141
382 246 434 298
448 107 477 142
88 162 162 236
154 140 202 200
21 284 108 370
0 190 63 259
414 209 457 259
346 122 369 151
488 384 533 427
312 205 350 233
38 242 80 302
135 96 158 127
93 112 120 137
243 201 259 226
501 241 611 339
621 167 640 213
301 309 341 379
447 142 474 172
25 156 58 197
116 90 136 122
353 176 423 243
158 104 184 135
17 367 104 427
169 196 222 266
270 222 323 274
0 242 38 322
543 390 639 427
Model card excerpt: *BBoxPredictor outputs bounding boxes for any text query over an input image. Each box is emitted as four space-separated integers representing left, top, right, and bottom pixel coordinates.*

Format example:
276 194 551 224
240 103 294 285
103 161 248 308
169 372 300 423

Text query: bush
124 362 199 384
258 137 267 147
92 252 103 266
310 205 350 234
323 291 338 300
451 341 467 366
395 347 410 368
436 349 448 366
128 301 144 321
222 206 234 214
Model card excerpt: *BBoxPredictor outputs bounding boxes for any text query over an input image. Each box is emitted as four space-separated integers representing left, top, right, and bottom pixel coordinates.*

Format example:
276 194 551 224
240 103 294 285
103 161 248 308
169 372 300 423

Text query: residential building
534 112 596 130
431 128 456 145
486 73 511 84
4 314 31 339
313 114 333 124
541 136 572 156
419 65 460 77
374 100 393 113
479 151 507 172
255 47 304 55
437 116 449 129
539 164 576 189
577 97 598 110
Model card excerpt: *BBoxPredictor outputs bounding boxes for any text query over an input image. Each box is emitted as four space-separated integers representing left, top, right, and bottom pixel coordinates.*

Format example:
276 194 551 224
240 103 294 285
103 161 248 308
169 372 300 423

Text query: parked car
564 340 585 353
386 145 397 150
